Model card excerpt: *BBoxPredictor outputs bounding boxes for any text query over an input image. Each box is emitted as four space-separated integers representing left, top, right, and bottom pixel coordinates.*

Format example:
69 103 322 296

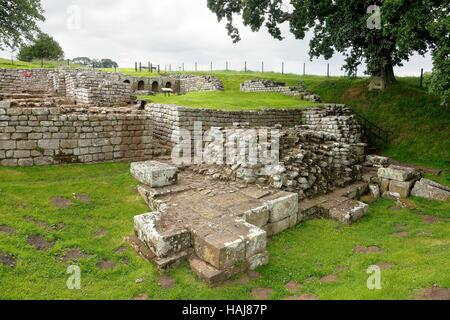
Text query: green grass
0 163 449 300
0 57 79 69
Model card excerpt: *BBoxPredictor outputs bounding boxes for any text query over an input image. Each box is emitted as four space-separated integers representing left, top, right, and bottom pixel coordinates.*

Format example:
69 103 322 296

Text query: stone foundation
241 80 321 102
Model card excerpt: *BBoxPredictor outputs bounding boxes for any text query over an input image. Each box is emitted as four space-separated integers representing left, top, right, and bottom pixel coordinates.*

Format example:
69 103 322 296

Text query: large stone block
193 229 246 270
225 220 267 259
389 180 415 198
263 217 291 236
247 251 269 270
411 179 450 201
131 161 178 187
134 213 191 258
265 192 299 222
244 205 270 227
328 199 368 224
378 165 417 182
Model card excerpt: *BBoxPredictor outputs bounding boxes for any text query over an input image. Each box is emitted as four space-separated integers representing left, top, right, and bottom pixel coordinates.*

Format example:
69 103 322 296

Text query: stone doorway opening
123 80 130 84
165 82 172 89
137 80 145 90
152 81 159 92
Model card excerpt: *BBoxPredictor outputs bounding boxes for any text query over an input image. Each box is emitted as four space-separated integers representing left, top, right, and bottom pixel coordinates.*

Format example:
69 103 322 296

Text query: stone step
327 199 369 224
134 212 191 258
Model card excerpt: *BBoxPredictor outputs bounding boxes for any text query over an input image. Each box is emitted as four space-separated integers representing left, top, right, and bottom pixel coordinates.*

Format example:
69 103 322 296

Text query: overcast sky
2 0 433 76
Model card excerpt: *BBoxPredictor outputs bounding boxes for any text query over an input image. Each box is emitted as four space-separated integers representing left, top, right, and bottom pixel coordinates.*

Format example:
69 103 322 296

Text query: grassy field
0 163 448 300
0 58 79 69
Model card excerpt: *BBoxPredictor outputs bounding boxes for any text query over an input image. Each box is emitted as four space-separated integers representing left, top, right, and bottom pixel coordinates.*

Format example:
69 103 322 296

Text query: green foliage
71 57 92 66
428 11 449 106
0 0 45 50
17 33 64 62
207 0 447 85
0 163 448 299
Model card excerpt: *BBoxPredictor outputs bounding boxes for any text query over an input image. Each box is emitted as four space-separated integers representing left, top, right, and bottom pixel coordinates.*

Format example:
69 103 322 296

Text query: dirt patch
395 231 409 238
320 275 339 284
0 225 16 235
284 280 301 293
59 249 91 263
51 196 71 208
422 216 440 224
415 286 450 300
247 270 261 279
0 253 16 267
74 193 91 204
343 86 364 99
96 260 116 270
284 294 319 300
395 223 407 231
27 235 54 251
158 276 175 289
251 288 274 300
115 246 128 254
25 216 65 232
94 229 108 238
131 293 149 300
355 245 383 254
376 262 392 270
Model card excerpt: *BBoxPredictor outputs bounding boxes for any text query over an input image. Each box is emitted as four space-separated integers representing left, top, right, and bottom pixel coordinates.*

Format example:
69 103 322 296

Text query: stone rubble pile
240 79 321 102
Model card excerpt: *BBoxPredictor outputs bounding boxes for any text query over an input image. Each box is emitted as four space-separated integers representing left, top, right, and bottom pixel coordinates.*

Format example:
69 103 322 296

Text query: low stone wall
178 75 224 93
147 103 361 145
0 100 165 167
241 79 320 102
147 103 305 144
0 68 54 93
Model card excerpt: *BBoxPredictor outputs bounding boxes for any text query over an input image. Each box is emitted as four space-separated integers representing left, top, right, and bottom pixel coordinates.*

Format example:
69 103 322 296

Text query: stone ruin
2 67 449 285
241 79 321 102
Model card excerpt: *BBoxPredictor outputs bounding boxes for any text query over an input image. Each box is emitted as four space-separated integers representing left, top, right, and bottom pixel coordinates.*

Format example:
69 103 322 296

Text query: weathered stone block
131 161 178 187
225 220 267 259
244 205 270 227
265 192 299 222
134 213 191 258
378 165 417 182
328 199 368 224
389 180 415 198
263 217 291 236
369 184 381 198
247 251 269 270
411 179 450 201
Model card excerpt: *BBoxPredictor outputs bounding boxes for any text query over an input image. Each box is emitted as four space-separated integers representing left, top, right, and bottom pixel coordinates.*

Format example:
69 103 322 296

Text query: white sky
1 0 433 76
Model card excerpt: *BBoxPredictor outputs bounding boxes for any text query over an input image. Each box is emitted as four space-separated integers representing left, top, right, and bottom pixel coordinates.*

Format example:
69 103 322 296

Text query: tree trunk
369 60 396 91
380 61 396 85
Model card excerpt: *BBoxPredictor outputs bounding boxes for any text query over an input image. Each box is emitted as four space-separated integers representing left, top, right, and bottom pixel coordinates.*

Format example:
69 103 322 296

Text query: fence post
182 62 185 72
210 61 213 72
195 62 197 72
245 61 247 72
262 61 264 73
420 68 424 88
135 62 137 72
169 64 172 72
139 62 142 72
11 56 14 65
157 65 160 73
226 61 228 71
303 63 305 76
327 63 330 77
282 62 284 75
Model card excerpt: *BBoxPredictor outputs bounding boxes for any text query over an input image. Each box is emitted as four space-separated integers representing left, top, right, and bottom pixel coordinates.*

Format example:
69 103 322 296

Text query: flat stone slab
131 161 178 188
411 178 450 201
328 199 369 224
378 165 417 182
389 180 415 198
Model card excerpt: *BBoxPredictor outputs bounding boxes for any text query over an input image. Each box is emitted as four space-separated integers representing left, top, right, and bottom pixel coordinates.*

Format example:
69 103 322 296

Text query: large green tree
207 0 448 88
18 33 64 63
0 0 45 50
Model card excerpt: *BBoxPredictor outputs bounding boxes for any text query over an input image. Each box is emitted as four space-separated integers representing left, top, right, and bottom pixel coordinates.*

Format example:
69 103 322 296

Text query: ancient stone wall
177 75 224 93
241 79 320 102
147 103 305 144
0 69 54 93
0 100 166 167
